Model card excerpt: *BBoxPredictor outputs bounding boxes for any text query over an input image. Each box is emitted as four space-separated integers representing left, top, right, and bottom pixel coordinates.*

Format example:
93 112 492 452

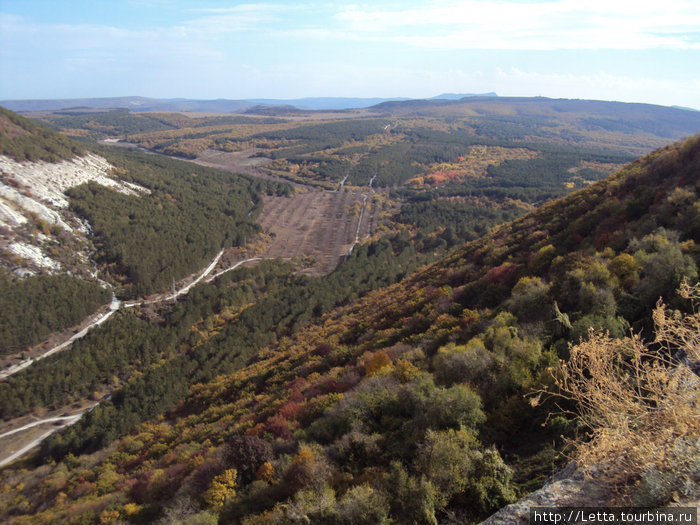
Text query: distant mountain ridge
0 93 498 113
5 95 698 146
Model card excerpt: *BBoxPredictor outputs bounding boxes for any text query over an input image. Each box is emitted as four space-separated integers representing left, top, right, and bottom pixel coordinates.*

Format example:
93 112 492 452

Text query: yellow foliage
365 350 392 376
291 447 314 467
187 453 205 469
392 359 420 382
122 503 141 516
204 468 237 511
55 492 67 505
96 466 120 496
99 509 120 523
256 462 275 483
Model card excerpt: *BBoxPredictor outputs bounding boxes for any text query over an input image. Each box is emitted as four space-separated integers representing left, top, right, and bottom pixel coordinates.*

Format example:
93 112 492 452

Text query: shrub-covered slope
1 135 698 524
0 106 84 162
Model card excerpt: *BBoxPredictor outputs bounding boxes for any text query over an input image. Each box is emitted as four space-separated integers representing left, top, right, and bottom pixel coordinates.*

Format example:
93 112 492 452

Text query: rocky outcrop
480 463 610 525
0 153 147 210
0 152 148 275
481 461 699 525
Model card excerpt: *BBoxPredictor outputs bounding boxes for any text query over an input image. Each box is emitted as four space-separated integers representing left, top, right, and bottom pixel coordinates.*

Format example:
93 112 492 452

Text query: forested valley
67 147 291 298
0 93 697 523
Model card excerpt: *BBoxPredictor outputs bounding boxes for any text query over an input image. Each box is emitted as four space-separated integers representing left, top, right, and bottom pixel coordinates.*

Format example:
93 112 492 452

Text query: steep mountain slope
0 108 144 357
0 107 289 290
0 106 84 163
1 134 697 523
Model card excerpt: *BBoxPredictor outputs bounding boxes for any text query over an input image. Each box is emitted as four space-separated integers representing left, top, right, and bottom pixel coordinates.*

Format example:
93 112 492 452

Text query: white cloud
0 13 222 63
260 60 700 108
332 0 700 50
1 2 698 107
179 3 301 35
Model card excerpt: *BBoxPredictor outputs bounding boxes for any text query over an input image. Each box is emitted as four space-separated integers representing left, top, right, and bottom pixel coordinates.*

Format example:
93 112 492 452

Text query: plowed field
175 148 386 276
258 188 382 275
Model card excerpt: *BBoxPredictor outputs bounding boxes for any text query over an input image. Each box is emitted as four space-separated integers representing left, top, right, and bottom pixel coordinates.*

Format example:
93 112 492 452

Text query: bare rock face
481 462 699 525
0 153 146 210
480 463 610 525
0 153 148 276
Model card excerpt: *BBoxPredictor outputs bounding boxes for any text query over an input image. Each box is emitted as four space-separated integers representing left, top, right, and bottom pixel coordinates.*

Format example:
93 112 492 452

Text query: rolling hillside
0 109 135 356
1 134 697 523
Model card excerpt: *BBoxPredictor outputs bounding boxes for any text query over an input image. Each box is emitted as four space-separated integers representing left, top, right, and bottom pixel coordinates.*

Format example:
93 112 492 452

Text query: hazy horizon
1 1 699 110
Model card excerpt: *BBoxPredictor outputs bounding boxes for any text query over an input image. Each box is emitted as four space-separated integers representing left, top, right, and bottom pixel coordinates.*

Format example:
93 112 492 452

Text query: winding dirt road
0 412 89 468
0 249 243 381
0 253 264 467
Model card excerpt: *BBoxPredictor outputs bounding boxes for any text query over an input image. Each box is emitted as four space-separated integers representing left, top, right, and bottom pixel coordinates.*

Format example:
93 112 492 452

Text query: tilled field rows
258 189 378 275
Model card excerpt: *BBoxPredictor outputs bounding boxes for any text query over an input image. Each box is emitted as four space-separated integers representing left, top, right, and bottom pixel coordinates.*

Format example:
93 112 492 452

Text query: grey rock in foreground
480 462 608 525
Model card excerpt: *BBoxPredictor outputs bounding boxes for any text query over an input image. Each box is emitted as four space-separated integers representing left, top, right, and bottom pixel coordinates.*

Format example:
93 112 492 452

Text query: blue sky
1 0 699 108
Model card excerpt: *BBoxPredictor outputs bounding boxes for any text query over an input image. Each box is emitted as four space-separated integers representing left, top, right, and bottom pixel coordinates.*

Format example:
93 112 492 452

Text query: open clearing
258 188 384 275
179 147 389 276
192 148 282 181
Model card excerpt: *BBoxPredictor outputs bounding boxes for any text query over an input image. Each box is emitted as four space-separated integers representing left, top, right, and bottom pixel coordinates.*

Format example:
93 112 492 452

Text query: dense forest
2 103 699 523
38 110 287 142
35 105 642 192
2 233 427 446
395 199 526 249
34 107 643 261
0 108 292 359
0 272 111 355
370 96 700 141
67 147 291 298
260 122 634 191
1 132 697 523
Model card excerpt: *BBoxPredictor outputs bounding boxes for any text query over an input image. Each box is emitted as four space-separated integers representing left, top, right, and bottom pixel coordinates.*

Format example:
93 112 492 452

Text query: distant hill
369 96 700 140
0 93 497 113
247 93 497 110
247 97 411 110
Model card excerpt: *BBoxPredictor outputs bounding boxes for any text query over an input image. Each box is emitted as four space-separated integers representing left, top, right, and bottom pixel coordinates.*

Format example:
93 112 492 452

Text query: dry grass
556 283 700 503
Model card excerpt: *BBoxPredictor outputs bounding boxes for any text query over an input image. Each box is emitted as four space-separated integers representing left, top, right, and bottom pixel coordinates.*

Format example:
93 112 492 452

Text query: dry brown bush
556 282 700 503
